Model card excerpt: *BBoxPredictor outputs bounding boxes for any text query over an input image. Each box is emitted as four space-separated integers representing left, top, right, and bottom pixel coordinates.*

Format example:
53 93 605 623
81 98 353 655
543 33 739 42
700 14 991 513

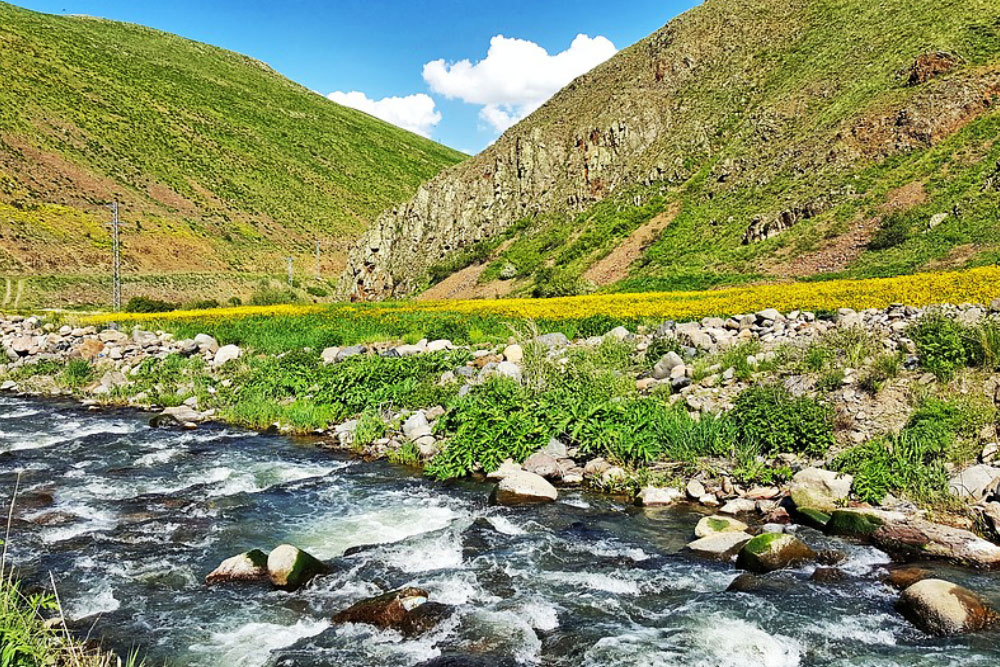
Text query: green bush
124 296 178 313
731 385 835 457
909 312 976 380
353 410 387 449
249 287 302 306
62 359 93 388
306 285 328 298
867 213 913 251
532 266 590 298
188 298 220 310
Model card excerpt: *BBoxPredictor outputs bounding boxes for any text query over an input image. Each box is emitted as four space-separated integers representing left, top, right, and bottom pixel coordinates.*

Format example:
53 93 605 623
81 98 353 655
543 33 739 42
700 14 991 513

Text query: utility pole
287 256 294 287
108 201 121 312
314 239 321 281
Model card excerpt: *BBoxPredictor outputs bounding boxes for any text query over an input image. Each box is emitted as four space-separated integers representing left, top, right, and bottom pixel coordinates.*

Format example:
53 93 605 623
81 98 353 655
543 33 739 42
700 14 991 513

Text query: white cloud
327 90 442 138
423 34 617 133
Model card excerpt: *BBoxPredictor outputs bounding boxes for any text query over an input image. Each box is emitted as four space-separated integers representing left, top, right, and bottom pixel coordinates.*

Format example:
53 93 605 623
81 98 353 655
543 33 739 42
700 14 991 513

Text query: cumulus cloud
327 90 442 138
423 34 617 133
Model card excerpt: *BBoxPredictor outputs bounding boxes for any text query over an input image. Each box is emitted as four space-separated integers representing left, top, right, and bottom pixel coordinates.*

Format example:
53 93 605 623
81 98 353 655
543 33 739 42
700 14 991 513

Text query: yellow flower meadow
87 266 1000 325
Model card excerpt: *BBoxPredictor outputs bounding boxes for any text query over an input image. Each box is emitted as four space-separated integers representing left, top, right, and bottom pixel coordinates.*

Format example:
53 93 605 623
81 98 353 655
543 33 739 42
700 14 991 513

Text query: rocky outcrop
897 579 998 635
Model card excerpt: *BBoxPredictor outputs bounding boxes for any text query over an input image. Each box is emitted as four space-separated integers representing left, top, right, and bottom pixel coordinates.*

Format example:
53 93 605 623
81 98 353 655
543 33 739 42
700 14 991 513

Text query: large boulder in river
790 467 852 512
205 549 268 585
872 519 1000 567
736 533 816 574
333 587 430 629
267 544 328 591
897 579 999 635
685 532 752 560
491 470 557 504
825 508 899 538
694 514 748 538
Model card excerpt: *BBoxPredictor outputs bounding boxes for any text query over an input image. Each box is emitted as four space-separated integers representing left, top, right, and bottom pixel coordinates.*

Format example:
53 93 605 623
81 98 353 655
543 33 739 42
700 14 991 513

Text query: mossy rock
267 544 329 591
694 514 748 538
793 507 831 530
205 548 269 585
736 533 816 574
825 510 884 538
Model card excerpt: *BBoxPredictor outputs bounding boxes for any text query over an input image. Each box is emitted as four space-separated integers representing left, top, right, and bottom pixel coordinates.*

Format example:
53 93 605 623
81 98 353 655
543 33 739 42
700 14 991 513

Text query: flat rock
736 533 816 574
491 470 558 504
948 465 1000 502
872 519 1000 567
685 532 752 560
637 486 683 507
694 514 748 538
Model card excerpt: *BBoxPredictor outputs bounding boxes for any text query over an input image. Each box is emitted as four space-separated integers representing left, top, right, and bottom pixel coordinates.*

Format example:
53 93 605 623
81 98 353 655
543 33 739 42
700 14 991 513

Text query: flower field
86 265 1000 327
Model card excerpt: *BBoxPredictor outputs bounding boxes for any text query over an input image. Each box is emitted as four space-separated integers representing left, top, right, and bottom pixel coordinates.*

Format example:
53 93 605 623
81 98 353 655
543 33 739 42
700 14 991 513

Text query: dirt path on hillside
583 203 680 286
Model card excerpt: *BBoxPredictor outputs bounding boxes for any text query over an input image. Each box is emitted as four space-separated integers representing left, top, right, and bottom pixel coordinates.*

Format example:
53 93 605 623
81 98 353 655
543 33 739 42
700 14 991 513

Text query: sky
14 0 701 153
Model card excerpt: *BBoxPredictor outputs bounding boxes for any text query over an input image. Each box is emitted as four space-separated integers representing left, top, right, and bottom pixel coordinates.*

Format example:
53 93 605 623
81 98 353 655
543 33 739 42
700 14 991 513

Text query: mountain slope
0 2 464 285
338 0 1000 301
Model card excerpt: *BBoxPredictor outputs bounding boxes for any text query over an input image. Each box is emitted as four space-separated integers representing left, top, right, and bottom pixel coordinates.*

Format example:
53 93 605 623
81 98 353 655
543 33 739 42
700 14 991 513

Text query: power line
108 200 121 312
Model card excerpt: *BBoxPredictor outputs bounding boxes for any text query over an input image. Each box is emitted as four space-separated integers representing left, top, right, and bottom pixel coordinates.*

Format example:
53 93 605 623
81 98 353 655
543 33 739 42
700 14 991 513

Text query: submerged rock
267 544 328 591
205 549 269 585
884 566 933 590
637 486 683 507
736 533 816 574
897 579 999 636
491 470 558 504
333 587 430 629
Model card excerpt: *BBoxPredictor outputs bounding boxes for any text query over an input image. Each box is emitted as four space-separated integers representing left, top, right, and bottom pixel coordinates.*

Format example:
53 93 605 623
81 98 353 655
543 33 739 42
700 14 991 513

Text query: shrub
124 296 178 313
645 335 685 368
188 298 220 310
387 441 421 466
306 285 328 298
63 359 93 388
858 352 903 394
909 312 975 380
249 287 302 306
731 385 835 457
532 267 590 298
867 213 913 251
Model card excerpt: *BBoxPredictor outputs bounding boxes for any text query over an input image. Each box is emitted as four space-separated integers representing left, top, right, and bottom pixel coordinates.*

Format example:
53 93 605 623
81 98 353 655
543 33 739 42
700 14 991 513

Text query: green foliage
531 266 591 298
352 410 386 449
305 286 328 298
803 343 832 372
867 213 914 251
731 385 835 457
62 359 93 388
816 367 846 392
858 352 903 394
249 287 303 307
387 442 421 467
909 312 977 380
124 296 178 313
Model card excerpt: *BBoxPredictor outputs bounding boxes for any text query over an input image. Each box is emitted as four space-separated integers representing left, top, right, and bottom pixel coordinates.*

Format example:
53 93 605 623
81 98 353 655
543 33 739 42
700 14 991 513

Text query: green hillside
339 0 1000 301
0 1 464 305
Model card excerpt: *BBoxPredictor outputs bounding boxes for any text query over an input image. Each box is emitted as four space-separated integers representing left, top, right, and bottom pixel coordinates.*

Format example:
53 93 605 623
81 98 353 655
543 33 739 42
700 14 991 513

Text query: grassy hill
339 0 1000 301
0 2 464 307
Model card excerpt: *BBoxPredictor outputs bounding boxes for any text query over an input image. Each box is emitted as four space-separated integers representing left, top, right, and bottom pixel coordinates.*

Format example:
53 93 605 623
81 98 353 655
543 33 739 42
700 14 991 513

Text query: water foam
188 619 329 667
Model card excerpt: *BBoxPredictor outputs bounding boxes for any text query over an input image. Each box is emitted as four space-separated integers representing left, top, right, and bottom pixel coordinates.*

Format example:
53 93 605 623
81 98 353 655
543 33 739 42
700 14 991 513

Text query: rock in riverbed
897 579 999 635
491 470 558 504
205 549 269 585
694 514 748 538
685 532 752 560
267 544 328 591
790 467 852 512
333 587 432 630
736 533 816 574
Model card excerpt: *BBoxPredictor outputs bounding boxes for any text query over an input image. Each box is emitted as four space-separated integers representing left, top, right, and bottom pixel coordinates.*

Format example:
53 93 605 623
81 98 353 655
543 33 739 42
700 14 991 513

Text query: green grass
0 1 464 279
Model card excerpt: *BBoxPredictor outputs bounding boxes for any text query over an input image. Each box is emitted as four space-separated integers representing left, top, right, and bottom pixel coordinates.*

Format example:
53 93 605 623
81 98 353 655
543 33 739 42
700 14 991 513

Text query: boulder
397 601 453 636
719 498 756 515
266 544 328 591
884 566 932 590
336 345 366 361
825 509 889 538
872 519 1000 567
523 452 561 480
685 532 752 560
320 347 340 365
792 507 831 530
485 459 523 481
205 549 269 585
694 514 748 538
534 332 569 349
897 579 999 636
333 587 430 629
213 344 242 367
491 470 558 504
426 339 453 353
948 464 1000 502
637 486 683 507
494 361 522 382
652 351 684 380
736 533 816 574
685 479 706 500
402 412 433 440
194 333 219 353
790 467 853 512
502 344 523 363
150 405 204 429
9 336 35 356
70 339 105 361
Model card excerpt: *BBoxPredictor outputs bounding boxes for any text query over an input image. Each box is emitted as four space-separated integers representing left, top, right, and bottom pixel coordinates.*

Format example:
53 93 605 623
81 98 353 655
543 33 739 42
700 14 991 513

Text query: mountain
0 2 464 305
338 0 1000 302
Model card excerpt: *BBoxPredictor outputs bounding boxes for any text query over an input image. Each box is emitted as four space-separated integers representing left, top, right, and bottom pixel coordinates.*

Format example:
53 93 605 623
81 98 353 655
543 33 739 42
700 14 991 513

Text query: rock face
736 533 816 574
790 467 853 512
897 579 999 635
266 544 328 591
491 470 558 504
205 549 269 585
333 587 431 629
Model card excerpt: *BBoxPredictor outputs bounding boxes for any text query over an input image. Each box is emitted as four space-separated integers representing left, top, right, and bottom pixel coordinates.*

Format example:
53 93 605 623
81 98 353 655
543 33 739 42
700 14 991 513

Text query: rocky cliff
339 0 1000 300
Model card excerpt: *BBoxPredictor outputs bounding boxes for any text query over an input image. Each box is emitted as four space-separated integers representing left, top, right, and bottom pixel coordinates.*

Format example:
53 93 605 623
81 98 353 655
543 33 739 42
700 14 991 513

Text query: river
2 395 1000 666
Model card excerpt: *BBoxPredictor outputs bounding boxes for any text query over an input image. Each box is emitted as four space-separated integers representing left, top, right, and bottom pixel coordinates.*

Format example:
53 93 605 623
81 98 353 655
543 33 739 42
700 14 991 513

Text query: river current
2 395 1000 666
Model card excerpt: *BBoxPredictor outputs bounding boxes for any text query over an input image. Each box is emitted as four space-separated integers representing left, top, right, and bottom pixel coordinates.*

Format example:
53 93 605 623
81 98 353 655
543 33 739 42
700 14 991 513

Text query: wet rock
897 579 999 636
150 405 204 429
637 486 683 507
416 656 519 667
815 549 847 566
725 572 797 595
333 587 430 629
884 566 932 590
825 509 889 538
491 470 558 504
267 544 328 591
694 514 748 538
810 567 846 583
686 532 752 560
790 467 852 512
205 549 269 585
719 498 756 515
947 464 1000 502
872 519 1000 567
736 533 816 574
398 601 453 636
792 507 830 530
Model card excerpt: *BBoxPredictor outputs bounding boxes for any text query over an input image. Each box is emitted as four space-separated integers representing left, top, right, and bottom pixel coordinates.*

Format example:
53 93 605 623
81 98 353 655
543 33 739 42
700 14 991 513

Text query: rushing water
3 395 1000 666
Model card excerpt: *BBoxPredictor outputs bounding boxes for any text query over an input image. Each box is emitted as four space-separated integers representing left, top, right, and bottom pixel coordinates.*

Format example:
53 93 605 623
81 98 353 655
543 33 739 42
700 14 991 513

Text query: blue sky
15 0 700 153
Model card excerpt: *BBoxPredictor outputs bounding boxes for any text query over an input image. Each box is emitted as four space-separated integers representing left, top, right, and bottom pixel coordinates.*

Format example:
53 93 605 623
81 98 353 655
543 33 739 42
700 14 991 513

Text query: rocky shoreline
6 303 1000 638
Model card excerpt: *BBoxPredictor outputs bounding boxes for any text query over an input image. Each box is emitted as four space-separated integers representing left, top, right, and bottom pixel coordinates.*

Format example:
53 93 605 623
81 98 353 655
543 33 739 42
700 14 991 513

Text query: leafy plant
62 359 93 388
731 385 835 457
909 312 976 380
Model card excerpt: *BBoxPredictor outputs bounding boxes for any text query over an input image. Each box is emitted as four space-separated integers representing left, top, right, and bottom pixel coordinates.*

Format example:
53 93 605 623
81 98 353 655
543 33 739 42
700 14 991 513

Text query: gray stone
694 514 748 538
321 347 340 365
523 452 561 479
492 470 558 504
213 344 242 367
652 351 684 380
636 486 683 506
948 465 1000 502
495 361 522 382
194 333 219 353
534 333 569 349
790 467 853 512
402 412 432 440
686 478 706 499
336 345 366 361
685 532 752 560
426 339 453 352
